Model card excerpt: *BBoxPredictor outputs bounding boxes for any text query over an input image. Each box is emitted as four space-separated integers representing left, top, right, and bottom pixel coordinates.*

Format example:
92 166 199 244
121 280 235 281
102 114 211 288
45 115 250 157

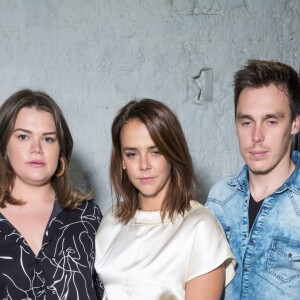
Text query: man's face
236 84 299 176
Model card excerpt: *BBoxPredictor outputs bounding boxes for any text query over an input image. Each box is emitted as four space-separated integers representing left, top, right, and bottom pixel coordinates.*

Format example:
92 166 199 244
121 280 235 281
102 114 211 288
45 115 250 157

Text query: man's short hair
234 59 300 120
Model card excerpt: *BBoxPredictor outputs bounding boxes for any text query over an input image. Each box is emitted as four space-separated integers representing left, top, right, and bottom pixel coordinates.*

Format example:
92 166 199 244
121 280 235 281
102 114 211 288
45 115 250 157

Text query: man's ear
291 114 300 134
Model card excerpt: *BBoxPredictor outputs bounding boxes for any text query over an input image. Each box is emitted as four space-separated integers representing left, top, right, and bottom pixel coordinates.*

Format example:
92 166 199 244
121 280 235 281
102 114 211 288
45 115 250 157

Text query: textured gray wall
0 0 299 212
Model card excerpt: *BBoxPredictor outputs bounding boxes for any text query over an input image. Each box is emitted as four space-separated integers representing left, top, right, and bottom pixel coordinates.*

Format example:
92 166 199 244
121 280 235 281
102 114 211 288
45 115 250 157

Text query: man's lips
248 149 268 158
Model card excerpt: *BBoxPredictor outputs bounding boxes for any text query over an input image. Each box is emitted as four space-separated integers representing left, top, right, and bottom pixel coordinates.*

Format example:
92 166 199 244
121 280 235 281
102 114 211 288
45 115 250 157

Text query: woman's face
7 107 60 188
120 119 171 210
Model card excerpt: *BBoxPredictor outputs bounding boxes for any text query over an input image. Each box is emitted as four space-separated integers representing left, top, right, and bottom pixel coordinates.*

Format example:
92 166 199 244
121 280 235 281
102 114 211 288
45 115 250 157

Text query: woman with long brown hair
95 99 235 299
0 89 103 299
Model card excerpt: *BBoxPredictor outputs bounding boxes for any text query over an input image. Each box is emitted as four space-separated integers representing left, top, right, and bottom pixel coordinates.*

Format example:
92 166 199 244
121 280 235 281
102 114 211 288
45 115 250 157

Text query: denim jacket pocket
267 236 300 283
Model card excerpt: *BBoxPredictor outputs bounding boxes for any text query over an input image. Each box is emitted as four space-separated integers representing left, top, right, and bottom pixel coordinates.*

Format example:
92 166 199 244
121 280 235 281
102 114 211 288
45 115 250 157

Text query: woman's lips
27 160 45 167
139 177 154 183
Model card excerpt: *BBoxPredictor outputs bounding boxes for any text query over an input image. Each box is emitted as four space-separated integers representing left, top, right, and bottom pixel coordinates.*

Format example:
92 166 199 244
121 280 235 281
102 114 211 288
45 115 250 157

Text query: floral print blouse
0 200 103 299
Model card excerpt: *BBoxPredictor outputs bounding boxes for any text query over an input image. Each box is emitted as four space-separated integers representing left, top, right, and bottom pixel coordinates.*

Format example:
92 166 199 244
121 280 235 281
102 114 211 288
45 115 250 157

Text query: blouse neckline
132 209 167 225
130 200 200 225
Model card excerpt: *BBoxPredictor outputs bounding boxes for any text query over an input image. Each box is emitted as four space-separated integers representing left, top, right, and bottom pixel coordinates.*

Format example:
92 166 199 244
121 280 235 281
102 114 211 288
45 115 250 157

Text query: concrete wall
1 0 299 212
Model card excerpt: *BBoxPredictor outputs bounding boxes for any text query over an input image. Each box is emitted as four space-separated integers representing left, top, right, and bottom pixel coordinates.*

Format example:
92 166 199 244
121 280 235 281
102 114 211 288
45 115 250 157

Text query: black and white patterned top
0 199 104 300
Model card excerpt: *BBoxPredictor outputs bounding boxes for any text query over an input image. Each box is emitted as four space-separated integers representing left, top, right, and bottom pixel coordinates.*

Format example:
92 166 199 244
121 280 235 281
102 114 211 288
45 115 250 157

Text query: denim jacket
206 151 300 300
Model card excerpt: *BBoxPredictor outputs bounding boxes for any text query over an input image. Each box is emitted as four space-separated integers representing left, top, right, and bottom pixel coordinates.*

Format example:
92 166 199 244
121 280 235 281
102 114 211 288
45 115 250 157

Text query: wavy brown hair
234 59 300 119
0 89 93 209
110 99 197 223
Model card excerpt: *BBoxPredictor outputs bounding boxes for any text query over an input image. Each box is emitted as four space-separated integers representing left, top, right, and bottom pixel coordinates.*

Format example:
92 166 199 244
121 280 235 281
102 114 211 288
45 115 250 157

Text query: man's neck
249 160 295 202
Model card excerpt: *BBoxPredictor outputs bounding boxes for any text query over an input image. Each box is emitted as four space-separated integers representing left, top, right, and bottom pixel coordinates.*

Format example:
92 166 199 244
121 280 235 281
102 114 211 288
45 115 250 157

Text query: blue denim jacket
206 151 300 300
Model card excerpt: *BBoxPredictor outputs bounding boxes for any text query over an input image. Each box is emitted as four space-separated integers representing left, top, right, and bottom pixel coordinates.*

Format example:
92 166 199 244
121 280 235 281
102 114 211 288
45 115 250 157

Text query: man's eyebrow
236 112 285 120
262 112 285 120
236 113 253 120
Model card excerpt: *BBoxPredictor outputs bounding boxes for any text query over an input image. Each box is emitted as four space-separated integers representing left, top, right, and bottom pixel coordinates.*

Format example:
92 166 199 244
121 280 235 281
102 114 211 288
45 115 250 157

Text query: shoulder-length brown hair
110 99 197 223
0 89 93 209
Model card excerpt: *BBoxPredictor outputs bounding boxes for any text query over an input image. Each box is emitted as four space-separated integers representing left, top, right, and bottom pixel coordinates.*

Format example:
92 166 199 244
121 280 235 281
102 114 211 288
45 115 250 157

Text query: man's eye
268 120 277 125
241 121 251 126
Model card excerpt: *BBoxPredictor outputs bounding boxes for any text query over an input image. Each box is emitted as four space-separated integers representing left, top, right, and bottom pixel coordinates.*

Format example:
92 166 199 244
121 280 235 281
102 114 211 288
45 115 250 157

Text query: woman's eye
126 152 136 158
44 137 55 143
152 150 161 156
18 134 28 141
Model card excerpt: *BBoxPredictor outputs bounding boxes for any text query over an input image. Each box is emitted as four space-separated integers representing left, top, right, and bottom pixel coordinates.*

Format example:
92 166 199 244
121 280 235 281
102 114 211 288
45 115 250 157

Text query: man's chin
249 168 272 176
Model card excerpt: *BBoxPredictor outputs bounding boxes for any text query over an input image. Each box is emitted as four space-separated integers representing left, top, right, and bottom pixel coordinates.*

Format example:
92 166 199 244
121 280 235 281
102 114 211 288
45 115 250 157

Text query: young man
206 60 300 299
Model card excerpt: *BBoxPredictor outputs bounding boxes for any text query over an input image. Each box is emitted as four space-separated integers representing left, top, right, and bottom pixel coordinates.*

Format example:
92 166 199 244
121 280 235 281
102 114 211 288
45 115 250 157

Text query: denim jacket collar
226 151 300 195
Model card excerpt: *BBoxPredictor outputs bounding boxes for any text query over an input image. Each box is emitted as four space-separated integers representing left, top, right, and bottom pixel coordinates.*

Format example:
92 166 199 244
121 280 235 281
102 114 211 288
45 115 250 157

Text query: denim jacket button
243 233 247 239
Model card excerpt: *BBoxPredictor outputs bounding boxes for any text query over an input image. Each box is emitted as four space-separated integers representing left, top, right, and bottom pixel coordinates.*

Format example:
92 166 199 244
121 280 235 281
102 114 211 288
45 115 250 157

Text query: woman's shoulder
95 205 121 245
78 199 102 214
62 200 103 225
182 200 223 231
186 200 217 220
100 205 119 224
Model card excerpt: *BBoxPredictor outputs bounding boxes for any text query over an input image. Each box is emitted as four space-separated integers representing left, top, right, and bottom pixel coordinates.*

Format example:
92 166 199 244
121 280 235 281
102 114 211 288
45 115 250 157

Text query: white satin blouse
95 201 235 299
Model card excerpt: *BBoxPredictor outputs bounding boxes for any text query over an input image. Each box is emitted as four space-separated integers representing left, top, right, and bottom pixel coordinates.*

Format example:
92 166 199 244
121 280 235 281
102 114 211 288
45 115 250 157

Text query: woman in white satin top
95 99 236 300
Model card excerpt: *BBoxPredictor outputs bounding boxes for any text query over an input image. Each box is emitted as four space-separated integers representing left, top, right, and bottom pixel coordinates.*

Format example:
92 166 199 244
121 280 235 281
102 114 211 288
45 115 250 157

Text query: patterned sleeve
186 206 236 286
90 200 105 299
93 269 105 299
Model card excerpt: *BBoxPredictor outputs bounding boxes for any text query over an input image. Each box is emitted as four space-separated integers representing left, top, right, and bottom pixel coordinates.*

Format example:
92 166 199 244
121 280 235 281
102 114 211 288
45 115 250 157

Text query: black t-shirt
248 194 264 232
0 200 103 299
